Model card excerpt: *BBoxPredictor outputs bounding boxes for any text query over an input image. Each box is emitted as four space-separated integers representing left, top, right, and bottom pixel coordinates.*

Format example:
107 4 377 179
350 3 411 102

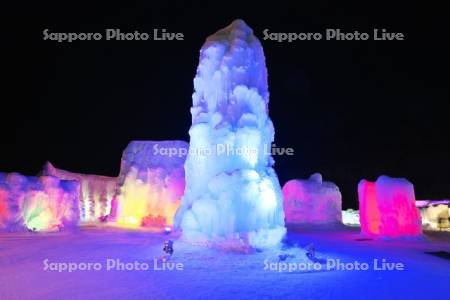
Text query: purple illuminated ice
282 173 342 225
174 20 285 248
42 162 117 222
0 172 79 232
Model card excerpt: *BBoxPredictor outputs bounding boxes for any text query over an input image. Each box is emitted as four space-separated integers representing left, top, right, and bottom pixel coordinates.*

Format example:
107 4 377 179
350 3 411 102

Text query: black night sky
5 1 449 209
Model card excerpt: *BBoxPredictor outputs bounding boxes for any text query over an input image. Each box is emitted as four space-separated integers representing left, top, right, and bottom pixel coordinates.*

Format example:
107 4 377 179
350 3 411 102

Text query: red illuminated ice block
358 176 422 237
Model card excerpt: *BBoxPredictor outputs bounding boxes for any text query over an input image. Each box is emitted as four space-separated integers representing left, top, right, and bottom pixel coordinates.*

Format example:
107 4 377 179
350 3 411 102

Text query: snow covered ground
1 225 449 299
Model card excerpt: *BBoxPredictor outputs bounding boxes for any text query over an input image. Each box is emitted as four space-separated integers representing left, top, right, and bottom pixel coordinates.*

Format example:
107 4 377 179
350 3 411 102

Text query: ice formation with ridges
174 20 286 248
42 161 117 222
0 172 79 232
112 141 188 228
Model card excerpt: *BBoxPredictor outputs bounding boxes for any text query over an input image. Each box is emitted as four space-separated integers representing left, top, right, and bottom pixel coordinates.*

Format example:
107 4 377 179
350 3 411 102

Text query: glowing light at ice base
115 168 183 228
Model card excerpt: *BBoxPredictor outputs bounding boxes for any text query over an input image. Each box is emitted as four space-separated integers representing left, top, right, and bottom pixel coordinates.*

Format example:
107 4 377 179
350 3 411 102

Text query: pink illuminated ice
0 172 79 232
42 162 117 222
282 173 342 225
358 175 422 237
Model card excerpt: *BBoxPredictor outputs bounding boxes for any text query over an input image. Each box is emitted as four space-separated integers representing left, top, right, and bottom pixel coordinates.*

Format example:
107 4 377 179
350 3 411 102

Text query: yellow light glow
115 169 181 228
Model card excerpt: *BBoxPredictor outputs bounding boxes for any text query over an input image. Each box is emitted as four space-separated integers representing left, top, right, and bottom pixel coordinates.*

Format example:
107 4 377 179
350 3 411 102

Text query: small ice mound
263 244 330 274
358 175 422 238
282 173 342 225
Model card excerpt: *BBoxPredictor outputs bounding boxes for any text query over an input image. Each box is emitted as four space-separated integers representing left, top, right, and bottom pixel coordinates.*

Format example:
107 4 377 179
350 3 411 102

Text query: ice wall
0 172 79 232
113 141 188 228
42 162 117 222
282 173 342 225
174 20 286 248
358 176 422 237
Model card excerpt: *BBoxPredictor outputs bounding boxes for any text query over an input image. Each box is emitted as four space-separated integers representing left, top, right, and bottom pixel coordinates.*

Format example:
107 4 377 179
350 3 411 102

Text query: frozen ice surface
42 162 117 222
282 173 342 225
358 176 422 237
0 172 79 232
0 226 449 299
113 141 188 228
175 20 285 248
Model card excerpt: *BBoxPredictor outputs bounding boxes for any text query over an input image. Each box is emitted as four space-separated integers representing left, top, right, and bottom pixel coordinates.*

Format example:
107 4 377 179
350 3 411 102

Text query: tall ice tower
174 20 285 248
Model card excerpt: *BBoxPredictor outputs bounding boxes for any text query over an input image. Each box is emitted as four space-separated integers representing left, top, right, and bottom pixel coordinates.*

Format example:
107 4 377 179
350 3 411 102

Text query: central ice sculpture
174 20 286 248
